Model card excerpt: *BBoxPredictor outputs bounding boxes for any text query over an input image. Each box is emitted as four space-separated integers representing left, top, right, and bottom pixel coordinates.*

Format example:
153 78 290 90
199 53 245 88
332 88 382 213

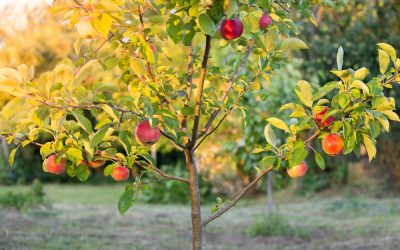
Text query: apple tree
0 0 399 249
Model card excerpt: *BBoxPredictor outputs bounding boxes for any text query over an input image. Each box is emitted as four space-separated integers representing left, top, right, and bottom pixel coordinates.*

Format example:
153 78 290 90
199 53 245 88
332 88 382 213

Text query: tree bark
184 149 203 250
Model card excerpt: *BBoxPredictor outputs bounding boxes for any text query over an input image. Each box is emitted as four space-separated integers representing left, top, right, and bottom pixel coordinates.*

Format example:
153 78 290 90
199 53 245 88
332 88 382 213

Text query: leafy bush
246 213 310 238
0 179 45 210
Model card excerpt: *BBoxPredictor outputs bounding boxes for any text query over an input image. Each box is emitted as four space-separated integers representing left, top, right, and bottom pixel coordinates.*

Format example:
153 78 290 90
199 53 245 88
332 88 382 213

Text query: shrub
0 179 45 210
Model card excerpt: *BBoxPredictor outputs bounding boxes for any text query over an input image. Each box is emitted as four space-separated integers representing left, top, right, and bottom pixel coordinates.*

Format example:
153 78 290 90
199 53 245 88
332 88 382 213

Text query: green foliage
0 179 45 210
246 213 310 238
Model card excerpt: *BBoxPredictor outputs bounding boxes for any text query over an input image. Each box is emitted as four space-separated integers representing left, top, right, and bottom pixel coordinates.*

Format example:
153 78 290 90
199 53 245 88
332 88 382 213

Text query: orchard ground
1 185 400 250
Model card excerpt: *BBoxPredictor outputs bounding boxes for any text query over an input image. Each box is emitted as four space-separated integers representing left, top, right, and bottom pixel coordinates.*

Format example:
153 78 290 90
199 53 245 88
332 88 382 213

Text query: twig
194 69 262 150
202 166 273 226
147 164 190 184
159 130 184 150
197 40 255 140
182 44 194 142
137 4 155 81
189 35 212 148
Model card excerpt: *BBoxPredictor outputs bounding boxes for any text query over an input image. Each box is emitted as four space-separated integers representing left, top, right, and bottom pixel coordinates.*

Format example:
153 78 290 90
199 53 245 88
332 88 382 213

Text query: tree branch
137 4 155 81
189 35 211 148
159 130 184 150
141 163 190 184
202 166 273 226
194 69 262 150
182 44 194 142
197 40 255 140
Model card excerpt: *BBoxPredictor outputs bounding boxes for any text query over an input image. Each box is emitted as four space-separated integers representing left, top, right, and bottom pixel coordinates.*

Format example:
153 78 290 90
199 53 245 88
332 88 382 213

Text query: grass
1 184 400 249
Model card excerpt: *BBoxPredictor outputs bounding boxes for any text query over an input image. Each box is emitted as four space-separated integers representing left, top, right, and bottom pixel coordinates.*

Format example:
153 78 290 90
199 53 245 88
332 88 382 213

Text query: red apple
313 107 334 128
111 166 130 181
259 13 273 30
44 154 67 175
287 161 307 178
220 19 244 40
322 133 344 156
135 120 161 146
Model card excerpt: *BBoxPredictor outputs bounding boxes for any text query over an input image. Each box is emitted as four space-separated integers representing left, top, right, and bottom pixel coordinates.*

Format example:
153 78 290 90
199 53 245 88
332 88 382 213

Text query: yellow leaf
362 134 376 161
267 117 289 133
381 110 400 122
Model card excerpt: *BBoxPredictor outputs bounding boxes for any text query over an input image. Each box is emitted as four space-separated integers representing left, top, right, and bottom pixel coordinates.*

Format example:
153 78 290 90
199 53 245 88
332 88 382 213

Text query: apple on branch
259 13 273 30
135 120 161 146
287 161 308 178
220 18 244 40
322 133 344 156
111 166 130 182
44 154 67 175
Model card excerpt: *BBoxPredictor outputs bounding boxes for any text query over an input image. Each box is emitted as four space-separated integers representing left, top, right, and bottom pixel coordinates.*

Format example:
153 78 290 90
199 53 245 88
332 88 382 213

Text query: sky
0 0 53 30
0 0 53 8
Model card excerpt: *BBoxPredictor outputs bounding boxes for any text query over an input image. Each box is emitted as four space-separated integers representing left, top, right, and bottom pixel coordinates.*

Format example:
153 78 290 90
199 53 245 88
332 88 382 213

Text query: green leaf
337 94 350 109
65 148 83 163
182 19 197 46
313 81 340 100
72 112 93 134
295 80 313 107
104 164 115 176
166 15 184 43
119 131 131 154
8 146 19 166
181 106 195 116
118 189 134 215
76 164 90 181
362 134 376 161
260 156 275 169
377 43 396 61
40 142 54 159
197 13 215 36
314 151 325 170
344 133 356 155
90 127 109 148
378 49 390 74
291 142 308 166
264 124 276 146
267 118 289 133
337 46 344 70
223 0 238 18
280 38 308 50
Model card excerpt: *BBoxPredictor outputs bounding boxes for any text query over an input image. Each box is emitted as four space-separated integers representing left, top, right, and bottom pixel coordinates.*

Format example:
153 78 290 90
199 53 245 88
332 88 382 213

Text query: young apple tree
0 0 399 249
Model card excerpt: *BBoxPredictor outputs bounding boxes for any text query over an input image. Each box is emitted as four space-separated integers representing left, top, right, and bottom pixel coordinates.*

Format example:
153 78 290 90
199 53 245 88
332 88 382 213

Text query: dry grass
0 184 400 250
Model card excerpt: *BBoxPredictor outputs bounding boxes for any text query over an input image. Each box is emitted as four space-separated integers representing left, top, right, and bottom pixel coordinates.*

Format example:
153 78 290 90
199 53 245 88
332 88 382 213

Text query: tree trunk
266 172 273 218
184 149 203 250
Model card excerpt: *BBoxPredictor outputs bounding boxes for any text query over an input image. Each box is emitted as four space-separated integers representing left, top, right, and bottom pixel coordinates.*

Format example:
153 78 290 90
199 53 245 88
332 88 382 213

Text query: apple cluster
44 120 161 182
219 13 272 40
